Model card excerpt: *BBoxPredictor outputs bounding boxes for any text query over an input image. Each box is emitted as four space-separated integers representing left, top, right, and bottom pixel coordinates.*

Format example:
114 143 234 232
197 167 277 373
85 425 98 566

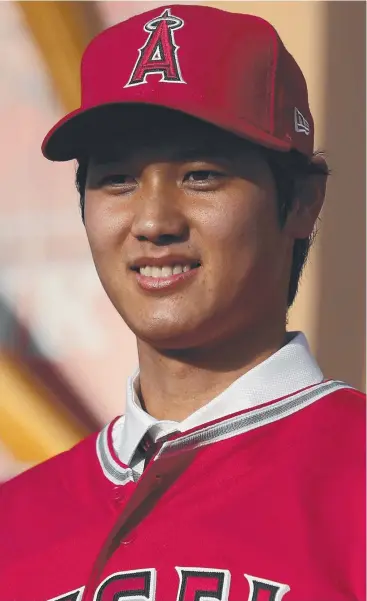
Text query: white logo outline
125 8 186 88
294 107 310 135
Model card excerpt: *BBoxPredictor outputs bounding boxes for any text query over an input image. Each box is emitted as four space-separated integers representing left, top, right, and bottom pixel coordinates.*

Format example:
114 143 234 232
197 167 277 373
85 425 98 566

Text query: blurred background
0 1 365 481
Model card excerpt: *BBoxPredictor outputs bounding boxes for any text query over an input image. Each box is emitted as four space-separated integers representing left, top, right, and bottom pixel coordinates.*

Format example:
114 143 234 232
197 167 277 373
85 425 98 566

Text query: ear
286 155 328 239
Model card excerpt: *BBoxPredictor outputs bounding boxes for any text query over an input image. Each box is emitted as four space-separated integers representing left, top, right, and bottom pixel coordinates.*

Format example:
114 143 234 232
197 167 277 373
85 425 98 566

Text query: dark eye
183 170 227 191
185 170 223 183
99 174 136 190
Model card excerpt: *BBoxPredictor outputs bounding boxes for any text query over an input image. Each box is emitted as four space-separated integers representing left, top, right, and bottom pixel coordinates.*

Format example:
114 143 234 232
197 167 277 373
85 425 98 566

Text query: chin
125 314 204 350
137 325 198 349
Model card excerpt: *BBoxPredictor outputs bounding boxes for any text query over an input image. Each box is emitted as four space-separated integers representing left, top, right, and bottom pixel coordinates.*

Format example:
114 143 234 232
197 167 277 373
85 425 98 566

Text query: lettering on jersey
176 567 230 601
48 588 84 601
46 569 290 601
125 8 185 87
95 569 156 600
245 574 290 601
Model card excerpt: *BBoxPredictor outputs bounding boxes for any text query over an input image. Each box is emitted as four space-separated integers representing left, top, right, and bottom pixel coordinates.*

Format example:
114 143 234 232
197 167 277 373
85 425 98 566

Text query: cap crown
42 4 314 160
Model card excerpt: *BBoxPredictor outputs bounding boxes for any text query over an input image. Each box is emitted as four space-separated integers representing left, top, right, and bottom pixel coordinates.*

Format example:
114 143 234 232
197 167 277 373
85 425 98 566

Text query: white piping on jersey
155 379 353 460
96 380 353 486
96 423 136 486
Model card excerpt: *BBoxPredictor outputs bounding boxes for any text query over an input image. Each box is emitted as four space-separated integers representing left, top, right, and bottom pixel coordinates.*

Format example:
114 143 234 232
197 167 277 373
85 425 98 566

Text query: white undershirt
112 331 323 470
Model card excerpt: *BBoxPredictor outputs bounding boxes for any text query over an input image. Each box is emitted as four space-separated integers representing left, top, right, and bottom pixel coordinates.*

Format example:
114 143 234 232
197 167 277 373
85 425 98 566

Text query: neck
136 322 287 422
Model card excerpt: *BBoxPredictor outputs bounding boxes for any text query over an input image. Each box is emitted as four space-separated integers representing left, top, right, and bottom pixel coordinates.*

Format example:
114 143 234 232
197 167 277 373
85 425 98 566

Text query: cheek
199 191 288 318
84 192 131 257
199 187 281 269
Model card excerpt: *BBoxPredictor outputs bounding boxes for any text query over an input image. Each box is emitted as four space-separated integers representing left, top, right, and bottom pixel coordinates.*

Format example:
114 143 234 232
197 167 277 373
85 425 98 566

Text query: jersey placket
84 428 183 601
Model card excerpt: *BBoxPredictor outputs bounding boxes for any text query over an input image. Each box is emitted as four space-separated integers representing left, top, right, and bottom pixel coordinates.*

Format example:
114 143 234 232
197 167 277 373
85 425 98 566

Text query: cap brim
42 99 292 162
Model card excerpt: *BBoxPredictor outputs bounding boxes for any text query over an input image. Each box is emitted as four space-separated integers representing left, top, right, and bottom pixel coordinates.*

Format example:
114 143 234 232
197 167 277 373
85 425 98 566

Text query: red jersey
0 380 365 601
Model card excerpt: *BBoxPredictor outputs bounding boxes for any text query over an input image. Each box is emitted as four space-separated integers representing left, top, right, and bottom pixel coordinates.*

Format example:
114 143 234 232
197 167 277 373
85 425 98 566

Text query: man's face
84 109 294 350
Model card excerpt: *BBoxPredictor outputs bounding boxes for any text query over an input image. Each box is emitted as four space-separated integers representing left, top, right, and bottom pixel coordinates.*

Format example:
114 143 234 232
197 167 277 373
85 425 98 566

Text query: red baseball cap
42 4 314 161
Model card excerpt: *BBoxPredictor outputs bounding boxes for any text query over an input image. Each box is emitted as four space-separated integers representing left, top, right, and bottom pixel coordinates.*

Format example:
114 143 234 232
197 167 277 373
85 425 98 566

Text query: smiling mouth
132 262 201 278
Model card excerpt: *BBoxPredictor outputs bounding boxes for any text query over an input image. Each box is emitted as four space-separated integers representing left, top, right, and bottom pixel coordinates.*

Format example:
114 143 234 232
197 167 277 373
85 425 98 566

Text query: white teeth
152 266 161 278
139 264 194 277
162 266 173 277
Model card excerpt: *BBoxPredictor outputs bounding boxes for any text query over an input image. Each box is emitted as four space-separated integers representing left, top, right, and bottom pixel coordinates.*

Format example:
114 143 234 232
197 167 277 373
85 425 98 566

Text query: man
0 4 365 601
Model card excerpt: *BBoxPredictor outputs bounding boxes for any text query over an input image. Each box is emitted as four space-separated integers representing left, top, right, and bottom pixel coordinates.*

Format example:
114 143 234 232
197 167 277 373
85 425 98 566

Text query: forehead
85 106 258 165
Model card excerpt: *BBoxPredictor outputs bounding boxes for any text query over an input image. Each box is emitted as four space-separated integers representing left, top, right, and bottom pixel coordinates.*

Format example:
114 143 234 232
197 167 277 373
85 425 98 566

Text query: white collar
116 332 323 465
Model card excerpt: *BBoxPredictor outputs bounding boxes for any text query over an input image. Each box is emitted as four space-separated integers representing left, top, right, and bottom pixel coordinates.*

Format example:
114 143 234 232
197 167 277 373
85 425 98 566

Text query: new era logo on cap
294 108 310 135
42 4 315 161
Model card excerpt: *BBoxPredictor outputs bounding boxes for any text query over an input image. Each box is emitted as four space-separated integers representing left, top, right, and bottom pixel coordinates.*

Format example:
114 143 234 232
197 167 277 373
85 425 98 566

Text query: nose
130 166 188 244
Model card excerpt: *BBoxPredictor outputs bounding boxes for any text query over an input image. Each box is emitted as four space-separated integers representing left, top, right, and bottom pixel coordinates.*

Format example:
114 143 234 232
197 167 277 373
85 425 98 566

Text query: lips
132 261 201 291
129 255 201 291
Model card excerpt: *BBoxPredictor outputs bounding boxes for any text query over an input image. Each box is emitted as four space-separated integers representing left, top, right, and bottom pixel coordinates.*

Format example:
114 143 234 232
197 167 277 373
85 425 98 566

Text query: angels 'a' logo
125 8 186 88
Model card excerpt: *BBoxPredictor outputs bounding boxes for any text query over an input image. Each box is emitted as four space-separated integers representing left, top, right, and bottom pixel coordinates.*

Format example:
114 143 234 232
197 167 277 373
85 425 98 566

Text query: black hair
264 149 329 306
75 148 329 308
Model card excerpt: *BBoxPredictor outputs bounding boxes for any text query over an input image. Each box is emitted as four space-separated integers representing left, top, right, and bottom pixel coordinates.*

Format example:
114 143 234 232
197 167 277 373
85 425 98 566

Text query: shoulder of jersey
328 385 366 414
0 429 103 518
308 385 365 446
293 384 365 495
